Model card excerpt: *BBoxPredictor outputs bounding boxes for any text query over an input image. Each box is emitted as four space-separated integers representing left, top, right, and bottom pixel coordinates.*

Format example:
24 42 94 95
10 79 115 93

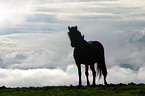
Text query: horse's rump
88 41 107 79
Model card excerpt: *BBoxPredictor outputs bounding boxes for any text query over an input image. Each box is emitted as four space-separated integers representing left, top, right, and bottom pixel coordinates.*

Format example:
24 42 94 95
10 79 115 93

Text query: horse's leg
90 64 96 86
104 75 107 85
85 65 90 86
76 64 82 86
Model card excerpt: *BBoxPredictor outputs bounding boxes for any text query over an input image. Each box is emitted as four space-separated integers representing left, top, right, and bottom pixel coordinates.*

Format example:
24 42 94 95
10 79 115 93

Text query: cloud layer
0 65 145 87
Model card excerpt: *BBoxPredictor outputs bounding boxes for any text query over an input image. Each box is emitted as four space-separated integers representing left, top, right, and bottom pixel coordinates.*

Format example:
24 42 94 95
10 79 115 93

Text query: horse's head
68 26 84 47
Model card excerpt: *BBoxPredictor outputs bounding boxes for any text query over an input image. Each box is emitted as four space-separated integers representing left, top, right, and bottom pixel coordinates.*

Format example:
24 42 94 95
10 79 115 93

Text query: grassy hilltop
0 83 145 96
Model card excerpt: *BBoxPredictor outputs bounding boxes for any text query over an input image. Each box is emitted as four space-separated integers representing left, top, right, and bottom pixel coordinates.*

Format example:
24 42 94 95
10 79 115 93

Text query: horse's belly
73 49 97 64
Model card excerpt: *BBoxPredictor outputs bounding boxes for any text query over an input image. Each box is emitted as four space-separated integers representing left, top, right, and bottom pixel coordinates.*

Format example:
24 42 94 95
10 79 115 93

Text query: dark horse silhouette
68 26 107 86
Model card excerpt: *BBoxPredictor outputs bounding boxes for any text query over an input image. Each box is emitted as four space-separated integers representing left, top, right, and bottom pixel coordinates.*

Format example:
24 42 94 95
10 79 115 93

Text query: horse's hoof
105 82 108 86
87 83 90 86
77 85 83 88
92 84 97 87
90 83 97 87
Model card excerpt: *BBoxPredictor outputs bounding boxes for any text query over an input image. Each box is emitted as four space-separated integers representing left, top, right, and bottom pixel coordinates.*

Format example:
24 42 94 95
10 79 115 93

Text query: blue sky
0 0 145 87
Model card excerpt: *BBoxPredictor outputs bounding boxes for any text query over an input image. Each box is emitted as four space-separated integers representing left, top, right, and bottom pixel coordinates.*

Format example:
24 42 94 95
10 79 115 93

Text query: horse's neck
75 39 89 48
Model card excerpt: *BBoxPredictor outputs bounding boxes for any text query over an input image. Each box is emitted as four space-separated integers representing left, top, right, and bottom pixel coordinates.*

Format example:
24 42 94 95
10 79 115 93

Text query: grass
0 83 145 96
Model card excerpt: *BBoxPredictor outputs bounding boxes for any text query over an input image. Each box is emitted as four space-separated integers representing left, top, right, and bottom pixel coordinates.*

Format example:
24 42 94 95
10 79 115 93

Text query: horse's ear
75 25 78 30
68 26 71 30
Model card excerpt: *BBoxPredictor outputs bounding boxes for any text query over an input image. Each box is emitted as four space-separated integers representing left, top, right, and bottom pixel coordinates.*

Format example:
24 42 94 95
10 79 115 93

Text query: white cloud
109 66 145 84
119 0 145 7
0 0 36 29
1 49 53 68
32 0 145 21
0 65 145 87
0 65 78 87
0 33 72 69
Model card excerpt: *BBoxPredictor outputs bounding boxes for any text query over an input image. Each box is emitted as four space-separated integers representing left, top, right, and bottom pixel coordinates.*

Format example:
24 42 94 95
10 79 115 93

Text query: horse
67 26 107 86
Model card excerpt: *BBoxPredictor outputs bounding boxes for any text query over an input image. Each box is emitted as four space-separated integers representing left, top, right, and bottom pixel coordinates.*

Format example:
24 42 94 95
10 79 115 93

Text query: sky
0 0 145 87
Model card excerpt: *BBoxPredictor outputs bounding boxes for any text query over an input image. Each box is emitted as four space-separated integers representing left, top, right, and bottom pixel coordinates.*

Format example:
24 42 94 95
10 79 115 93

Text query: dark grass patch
0 83 145 96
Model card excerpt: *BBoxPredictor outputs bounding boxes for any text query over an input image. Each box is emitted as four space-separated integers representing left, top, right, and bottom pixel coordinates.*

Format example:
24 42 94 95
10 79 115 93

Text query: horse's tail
97 56 107 80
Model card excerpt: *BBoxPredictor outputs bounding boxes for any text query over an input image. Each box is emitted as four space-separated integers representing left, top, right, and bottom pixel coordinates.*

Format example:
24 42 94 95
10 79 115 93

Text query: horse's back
73 41 105 64
88 41 104 51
